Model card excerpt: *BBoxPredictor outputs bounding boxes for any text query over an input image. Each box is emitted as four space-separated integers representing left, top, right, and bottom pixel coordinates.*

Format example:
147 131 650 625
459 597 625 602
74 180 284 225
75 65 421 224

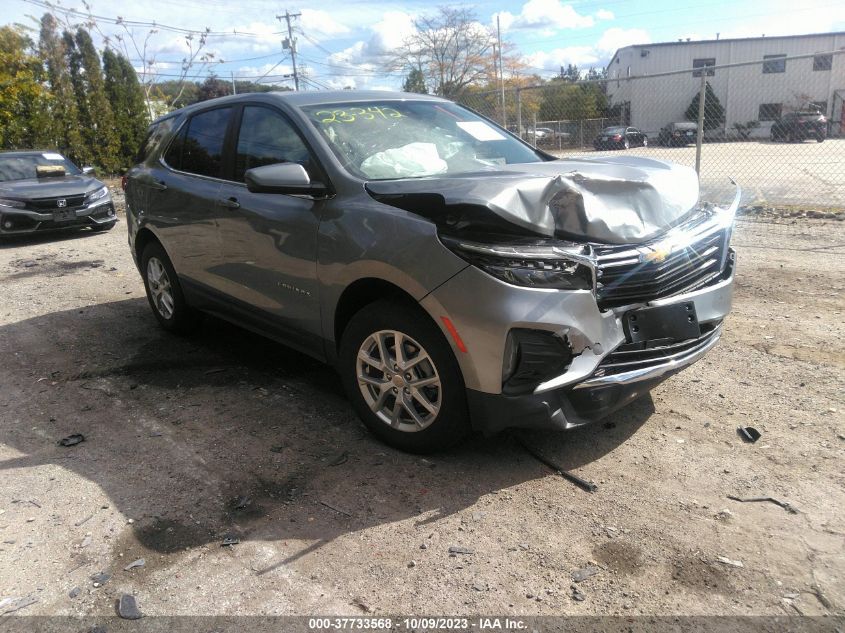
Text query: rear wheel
642 137 648 147
339 300 470 453
623 139 630 150
140 241 199 334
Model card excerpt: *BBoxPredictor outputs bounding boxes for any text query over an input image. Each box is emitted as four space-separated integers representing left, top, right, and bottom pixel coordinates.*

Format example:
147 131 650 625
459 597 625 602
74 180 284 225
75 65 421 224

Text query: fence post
695 72 706 174
516 88 523 140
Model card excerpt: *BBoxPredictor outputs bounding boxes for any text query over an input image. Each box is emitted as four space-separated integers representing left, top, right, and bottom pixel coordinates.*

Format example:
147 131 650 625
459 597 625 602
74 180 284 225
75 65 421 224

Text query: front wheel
339 301 470 453
140 241 199 334
642 137 648 147
623 139 630 150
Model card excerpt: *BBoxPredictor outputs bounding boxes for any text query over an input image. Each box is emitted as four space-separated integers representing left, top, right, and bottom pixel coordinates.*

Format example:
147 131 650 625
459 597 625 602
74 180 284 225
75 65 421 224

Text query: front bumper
0 200 116 235
422 247 735 435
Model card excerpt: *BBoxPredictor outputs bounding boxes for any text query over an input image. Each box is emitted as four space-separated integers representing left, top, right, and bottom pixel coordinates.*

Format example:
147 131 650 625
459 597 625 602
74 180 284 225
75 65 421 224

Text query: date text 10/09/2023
307 618 528 631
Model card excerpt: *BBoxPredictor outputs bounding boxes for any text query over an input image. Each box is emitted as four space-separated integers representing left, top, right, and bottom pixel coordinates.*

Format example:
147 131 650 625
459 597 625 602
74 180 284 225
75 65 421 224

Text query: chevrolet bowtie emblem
641 247 670 264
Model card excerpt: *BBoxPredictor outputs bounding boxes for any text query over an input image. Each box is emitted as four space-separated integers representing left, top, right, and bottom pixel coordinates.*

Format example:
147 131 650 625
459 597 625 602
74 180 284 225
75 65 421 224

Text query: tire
339 300 470 453
642 137 648 147
816 134 825 143
140 241 200 334
623 139 630 150
90 221 116 232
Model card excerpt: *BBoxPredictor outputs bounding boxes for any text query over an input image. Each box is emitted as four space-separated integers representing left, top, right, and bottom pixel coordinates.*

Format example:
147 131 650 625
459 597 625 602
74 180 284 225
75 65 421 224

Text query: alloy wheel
146 257 175 320
356 329 442 432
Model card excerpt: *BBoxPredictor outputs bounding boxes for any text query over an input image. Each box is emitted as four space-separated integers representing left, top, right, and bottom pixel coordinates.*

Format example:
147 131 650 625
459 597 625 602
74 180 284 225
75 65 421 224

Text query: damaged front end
387 157 741 433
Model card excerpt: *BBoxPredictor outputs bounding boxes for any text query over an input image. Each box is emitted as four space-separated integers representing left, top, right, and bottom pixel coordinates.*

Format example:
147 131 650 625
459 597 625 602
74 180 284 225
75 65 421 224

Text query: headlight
0 198 25 208
440 235 595 290
86 186 110 202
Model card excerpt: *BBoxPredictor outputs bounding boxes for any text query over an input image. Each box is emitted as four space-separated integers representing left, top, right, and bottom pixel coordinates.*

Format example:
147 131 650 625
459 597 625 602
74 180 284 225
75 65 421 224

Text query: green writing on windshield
313 106 405 124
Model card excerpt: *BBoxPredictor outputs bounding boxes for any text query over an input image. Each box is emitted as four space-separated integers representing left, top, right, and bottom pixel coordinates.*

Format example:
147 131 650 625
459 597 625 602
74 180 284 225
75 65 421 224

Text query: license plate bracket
52 208 75 222
624 301 700 343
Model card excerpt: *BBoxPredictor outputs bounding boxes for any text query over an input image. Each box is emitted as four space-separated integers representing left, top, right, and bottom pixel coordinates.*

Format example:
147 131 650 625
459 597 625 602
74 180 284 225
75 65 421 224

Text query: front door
214 104 324 355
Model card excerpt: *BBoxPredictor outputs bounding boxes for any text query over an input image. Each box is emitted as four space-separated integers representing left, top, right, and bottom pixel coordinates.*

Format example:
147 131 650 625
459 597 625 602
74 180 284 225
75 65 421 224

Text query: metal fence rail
456 50 845 210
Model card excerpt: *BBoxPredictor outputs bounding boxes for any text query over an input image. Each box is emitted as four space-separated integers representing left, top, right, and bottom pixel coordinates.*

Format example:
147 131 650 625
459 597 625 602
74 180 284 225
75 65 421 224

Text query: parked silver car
126 91 739 453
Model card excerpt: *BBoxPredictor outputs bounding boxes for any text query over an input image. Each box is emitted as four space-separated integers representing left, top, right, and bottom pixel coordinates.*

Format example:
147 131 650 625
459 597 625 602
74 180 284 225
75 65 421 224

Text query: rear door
152 106 234 291
213 104 325 355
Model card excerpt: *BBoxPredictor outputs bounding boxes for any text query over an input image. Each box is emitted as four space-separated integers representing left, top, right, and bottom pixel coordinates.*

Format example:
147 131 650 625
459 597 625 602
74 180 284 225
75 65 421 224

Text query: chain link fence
457 50 845 213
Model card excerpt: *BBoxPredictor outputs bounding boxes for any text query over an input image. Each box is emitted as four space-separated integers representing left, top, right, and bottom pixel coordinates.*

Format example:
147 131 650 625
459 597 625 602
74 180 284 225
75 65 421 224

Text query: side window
235 106 314 182
180 107 233 178
137 117 175 164
163 124 186 170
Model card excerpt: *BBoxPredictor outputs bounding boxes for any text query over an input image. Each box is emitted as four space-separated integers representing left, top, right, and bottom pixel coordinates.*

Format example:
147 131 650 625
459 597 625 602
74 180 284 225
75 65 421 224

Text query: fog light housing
502 329 573 395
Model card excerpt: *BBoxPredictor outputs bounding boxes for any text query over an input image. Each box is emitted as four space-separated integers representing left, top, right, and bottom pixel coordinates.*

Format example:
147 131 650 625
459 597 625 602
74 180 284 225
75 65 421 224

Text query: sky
7 0 845 90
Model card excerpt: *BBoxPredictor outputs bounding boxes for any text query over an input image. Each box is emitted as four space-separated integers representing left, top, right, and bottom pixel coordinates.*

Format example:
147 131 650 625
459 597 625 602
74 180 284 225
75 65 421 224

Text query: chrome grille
594 216 729 309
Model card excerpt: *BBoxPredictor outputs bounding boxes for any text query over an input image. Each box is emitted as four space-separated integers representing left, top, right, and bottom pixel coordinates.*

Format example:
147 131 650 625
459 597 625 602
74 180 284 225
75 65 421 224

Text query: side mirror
82 166 95 175
244 163 326 196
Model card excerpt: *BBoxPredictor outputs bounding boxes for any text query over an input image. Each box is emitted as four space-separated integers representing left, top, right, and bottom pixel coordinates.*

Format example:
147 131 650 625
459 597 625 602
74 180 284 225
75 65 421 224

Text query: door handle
149 180 168 191
215 197 240 210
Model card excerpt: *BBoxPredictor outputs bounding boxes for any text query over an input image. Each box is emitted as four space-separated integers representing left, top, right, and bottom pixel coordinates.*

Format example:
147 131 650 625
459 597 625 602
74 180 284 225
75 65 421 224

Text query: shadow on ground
0 297 654 569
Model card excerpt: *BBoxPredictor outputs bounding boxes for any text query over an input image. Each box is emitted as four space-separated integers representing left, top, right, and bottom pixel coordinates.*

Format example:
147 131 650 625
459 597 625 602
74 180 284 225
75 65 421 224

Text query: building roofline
606 30 845 70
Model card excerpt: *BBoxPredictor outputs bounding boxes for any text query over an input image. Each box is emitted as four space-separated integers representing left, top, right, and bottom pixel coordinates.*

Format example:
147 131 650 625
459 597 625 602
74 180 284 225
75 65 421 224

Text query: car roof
152 90 448 124
0 150 66 157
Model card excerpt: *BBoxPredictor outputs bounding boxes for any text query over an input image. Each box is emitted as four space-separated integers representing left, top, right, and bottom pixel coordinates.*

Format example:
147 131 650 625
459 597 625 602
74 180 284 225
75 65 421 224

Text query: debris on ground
68 587 81 599
221 537 240 547
328 451 349 466
319 500 352 517
571 585 586 602
727 495 798 514
123 558 145 571
513 434 597 492
737 426 762 443
716 556 744 568
233 496 251 510
352 597 371 612
0 596 38 614
472 580 489 592
572 565 601 582
448 545 475 555
90 571 111 587
117 594 143 619
715 508 734 520
58 433 85 447
74 513 94 527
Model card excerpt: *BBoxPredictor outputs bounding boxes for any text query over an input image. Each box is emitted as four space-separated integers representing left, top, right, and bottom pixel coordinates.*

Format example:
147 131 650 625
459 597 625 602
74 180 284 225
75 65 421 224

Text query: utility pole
496 14 506 127
276 10 301 91
231 71 237 95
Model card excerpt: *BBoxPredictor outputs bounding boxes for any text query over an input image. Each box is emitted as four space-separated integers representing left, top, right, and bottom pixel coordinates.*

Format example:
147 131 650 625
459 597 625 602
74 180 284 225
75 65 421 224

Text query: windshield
602 127 626 134
301 101 543 180
0 153 81 182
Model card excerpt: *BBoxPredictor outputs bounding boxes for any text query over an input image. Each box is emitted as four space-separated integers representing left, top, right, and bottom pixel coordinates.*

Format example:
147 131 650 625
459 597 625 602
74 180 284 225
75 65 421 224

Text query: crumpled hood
0 175 103 200
365 155 700 244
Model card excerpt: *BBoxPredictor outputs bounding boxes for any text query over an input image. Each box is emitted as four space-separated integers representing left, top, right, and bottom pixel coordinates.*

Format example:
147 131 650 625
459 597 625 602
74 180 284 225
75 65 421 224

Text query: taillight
121 175 128 190
797 118 806 123
612 134 622 140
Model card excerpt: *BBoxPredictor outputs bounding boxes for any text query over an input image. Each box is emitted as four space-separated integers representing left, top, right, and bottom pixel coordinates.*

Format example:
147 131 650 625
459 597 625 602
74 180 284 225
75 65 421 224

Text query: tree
39 14 85 161
103 49 148 169
539 79 607 122
388 7 495 98
685 81 725 131
559 64 580 82
402 68 427 94
74 29 121 172
196 74 231 102
0 24 51 149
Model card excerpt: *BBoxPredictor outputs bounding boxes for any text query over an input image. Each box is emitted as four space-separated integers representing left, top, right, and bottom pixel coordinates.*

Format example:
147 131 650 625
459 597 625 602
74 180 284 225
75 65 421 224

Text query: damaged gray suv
126 91 738 453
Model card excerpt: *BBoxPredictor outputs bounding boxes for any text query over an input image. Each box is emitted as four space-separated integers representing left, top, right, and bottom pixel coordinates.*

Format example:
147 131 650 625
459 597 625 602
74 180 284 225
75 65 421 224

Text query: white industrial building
606 32 845 138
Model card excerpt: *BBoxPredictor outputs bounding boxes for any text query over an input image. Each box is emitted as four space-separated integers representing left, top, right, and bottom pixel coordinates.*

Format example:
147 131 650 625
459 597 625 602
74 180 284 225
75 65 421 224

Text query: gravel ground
0 193 843 621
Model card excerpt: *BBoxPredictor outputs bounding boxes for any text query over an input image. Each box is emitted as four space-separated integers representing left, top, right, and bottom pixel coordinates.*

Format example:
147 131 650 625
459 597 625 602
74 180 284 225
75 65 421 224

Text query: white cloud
496 0 594 32
300 9 350 39
595 9 614 20
596 27 651 54
526 46 600 73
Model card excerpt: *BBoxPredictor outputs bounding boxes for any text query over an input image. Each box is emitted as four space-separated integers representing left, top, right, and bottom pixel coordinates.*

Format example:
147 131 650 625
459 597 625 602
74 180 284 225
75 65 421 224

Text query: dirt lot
0 199 843 623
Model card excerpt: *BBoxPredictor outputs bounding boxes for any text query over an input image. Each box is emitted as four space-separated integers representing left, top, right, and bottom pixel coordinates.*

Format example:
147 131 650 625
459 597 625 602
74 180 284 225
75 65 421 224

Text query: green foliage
685 81 725 131
39 14 85 163
402 69 427 94
197 74 231 102
539 79 608 121
104 48 149 170
0 24 51 149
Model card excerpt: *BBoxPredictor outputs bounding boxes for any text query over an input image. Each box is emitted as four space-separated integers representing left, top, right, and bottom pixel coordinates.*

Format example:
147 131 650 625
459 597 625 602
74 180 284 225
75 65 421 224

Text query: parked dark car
770 112 827 142
593 126 647 150
0 151 116 237
126 91 738 453
658 122 698 146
